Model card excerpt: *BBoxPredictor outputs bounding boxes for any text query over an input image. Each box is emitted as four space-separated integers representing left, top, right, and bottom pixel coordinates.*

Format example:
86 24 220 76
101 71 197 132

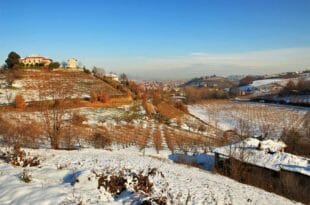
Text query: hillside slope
0 147 299 205
0 70 123 103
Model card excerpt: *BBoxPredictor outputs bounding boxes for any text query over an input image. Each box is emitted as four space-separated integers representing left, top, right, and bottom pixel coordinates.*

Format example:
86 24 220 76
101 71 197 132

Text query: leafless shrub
98 174 127 197
137 127 150 154
91 129 112 149
15 94 26 109
89 90 110 103
0 145 40 167
97 91 110 103
0 117 44 148
59 112 89 149
5 68 22 86
280 128 310 157
95 167 163 199
153 126 163 154
71 112 86 125
198 124 206 133
174 101 188 113
90 91 98 103
20 169 32 183
184 86 229 103
37 76 74 149
132 171 154 195
163 127 175 153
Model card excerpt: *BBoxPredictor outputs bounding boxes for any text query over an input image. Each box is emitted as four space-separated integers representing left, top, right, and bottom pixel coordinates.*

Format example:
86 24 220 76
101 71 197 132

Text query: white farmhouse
104 73 119 82
20 55 52 67
67 58 78 69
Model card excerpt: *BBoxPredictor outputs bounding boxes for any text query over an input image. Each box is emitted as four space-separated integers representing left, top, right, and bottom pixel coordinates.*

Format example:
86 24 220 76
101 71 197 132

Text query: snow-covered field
251 78 290 87
0 146 300 205
188 101 308 138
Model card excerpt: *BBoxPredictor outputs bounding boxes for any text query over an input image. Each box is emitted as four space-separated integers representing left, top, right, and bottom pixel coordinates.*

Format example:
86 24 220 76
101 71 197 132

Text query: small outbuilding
213 138 310 203
67 58 78 69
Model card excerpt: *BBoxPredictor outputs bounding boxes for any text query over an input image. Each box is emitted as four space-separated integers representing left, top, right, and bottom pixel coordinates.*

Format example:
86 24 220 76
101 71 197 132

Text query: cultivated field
0 70 123 104
188 100 309 138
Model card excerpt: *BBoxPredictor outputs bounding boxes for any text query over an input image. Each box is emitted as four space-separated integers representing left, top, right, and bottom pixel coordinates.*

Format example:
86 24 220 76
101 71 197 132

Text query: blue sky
0 0 309 79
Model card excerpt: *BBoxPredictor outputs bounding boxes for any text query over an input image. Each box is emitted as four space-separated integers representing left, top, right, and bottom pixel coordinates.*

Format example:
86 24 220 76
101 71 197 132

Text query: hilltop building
20 55 52 67
104 73 119 82
67 58 78 69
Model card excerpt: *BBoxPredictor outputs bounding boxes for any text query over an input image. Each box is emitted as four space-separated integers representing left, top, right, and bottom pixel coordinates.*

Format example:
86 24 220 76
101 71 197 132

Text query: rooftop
214 138 310 176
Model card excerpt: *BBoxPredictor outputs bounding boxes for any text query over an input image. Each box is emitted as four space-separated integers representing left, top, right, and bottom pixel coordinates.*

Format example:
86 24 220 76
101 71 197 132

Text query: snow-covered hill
0 147 300 205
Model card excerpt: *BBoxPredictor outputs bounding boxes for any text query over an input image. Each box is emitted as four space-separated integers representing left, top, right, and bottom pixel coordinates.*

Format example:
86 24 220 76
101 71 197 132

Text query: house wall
67 58 78 68
214 154 310 204
21 57 51 66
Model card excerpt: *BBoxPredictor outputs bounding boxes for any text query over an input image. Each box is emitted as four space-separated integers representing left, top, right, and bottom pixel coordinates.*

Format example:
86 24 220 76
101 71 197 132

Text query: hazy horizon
1 0 309 79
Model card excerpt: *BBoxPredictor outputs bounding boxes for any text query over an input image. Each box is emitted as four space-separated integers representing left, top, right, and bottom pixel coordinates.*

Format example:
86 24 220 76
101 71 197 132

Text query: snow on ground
188 102 308 138
239 79 288 92
251 79 289 87
0 146 301 205
214 138 310 176
0 79 41 104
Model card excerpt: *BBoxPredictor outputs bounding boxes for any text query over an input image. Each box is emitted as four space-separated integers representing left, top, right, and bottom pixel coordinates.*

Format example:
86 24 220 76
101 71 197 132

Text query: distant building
20 55 52 67
104 73 119 82
67 58 78 69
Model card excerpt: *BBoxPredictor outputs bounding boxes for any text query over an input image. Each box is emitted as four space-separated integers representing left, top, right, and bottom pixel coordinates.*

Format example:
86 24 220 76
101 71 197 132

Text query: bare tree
61 61 67 68
37 75 74 149
92 67 105 78
153 125 163 154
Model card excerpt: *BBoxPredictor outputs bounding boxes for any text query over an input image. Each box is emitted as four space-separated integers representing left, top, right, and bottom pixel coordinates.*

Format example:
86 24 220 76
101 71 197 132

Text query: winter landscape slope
0 146 301 205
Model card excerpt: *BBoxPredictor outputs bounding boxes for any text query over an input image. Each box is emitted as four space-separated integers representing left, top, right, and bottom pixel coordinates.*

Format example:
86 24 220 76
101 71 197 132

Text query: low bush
20 169 32 183
280 128 310 157
153 127 163 154
92 131 112 149
184 86 229 103
89 91 110 103
15 94 26 109
98 174 127 197
0 145 40 167
94 167 166 203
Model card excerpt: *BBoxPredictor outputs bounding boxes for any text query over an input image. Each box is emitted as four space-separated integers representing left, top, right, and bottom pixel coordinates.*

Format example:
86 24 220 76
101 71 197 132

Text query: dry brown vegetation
156 102 184 119
0 145 40 167
73 120 222 154
0 116 44 148
22 70 123 97
14 94 26 110
200 100 306 138
94 167 167 204
184 86 229 103
0 111 91 150
280 127 310 157
153 126 163 153
90 90 110 103
280 78 310 95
